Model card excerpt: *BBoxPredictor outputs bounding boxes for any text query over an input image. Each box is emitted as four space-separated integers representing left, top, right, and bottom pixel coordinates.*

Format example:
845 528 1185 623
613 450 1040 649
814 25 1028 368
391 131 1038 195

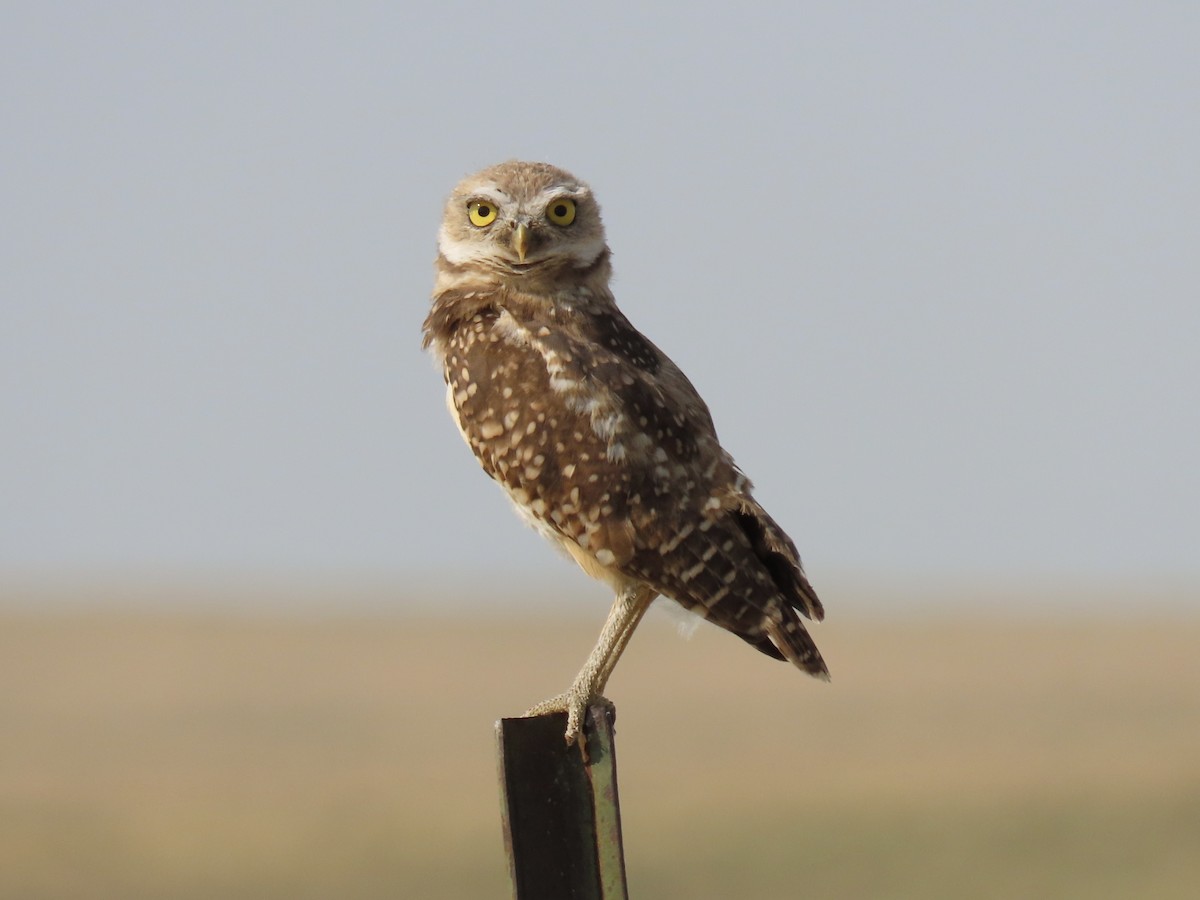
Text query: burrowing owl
423 161 827 753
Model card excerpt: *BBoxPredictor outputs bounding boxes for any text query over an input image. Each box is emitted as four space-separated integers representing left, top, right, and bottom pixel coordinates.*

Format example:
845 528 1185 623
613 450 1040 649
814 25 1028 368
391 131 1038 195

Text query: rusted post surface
497 705 629 900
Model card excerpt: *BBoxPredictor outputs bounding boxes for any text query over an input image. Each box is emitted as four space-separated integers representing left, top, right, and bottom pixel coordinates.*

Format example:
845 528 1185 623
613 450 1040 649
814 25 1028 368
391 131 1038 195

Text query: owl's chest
442 314 573 484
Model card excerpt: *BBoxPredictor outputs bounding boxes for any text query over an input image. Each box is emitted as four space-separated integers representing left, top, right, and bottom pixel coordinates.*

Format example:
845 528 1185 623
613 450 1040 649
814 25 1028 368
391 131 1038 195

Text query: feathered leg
525 585 656 758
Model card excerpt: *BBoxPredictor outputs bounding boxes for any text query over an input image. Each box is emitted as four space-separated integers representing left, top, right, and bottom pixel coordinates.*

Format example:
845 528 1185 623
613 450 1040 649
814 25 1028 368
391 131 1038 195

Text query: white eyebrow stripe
533 185 589 204
463 187 511 206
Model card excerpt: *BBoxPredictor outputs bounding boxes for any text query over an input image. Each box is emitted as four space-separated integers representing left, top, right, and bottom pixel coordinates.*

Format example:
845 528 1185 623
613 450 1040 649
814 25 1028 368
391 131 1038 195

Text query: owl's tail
733 507 825 622
764 613 829 679
733 505 829 678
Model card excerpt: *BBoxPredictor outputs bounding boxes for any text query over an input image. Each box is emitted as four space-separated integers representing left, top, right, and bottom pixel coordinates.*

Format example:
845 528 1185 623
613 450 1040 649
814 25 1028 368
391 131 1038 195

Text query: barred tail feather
765 614 830 680
734 508 824 622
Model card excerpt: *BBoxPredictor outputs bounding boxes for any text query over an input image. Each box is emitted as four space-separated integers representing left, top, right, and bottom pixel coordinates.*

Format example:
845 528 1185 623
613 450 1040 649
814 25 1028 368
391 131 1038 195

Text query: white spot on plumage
705 585 731 607
659 523 695 555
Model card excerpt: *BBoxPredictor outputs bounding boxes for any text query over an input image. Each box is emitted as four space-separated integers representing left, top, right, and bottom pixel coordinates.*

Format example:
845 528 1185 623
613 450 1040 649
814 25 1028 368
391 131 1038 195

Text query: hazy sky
2 3 1197 591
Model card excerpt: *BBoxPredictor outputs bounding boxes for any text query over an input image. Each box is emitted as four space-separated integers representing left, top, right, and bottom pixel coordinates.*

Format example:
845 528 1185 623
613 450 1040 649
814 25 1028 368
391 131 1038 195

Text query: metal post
496 705 629 900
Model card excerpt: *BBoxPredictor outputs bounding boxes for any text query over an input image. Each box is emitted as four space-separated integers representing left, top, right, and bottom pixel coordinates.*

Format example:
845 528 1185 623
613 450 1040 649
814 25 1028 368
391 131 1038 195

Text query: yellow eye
468 201 497 227
546 197 576 226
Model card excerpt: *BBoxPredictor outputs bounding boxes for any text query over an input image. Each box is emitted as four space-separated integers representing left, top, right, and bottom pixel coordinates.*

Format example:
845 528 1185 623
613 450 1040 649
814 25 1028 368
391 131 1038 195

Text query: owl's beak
512 223 530 262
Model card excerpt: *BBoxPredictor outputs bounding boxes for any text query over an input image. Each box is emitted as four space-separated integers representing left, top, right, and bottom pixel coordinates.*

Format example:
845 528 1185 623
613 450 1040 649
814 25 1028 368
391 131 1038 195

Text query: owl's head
437 161 608 287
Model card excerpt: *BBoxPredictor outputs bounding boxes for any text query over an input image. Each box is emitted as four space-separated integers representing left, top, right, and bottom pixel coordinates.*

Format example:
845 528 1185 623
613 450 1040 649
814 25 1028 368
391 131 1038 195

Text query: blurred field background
5 5 1199 899
2 580 1197 900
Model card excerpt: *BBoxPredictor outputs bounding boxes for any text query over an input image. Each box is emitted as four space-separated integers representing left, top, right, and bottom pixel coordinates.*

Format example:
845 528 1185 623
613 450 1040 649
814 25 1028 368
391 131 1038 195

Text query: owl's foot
524 690 615 762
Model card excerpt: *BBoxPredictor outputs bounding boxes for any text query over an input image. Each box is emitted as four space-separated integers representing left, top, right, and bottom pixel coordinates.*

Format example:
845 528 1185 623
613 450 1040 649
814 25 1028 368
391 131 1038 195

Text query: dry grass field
1 586 1198 899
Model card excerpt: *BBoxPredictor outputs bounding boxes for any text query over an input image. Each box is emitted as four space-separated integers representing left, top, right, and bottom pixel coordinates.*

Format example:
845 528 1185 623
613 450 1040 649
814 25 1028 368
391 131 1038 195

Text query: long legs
525 584 656 755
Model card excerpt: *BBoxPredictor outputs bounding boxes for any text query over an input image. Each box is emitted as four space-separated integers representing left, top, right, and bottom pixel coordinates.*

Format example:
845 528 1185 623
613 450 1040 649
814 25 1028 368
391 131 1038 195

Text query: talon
524 690 609 763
